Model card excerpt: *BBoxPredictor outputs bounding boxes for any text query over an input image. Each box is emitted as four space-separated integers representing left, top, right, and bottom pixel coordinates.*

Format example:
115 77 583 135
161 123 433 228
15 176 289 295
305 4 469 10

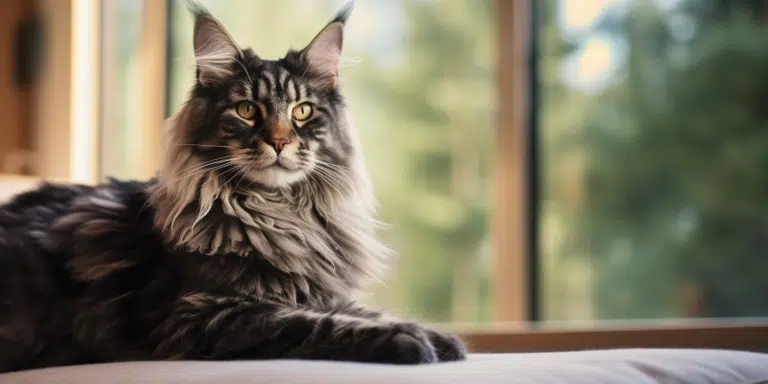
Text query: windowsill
443 319 768 353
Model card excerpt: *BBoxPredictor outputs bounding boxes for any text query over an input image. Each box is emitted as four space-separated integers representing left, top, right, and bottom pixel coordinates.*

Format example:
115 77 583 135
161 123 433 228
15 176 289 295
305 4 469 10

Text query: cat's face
179 2 355 188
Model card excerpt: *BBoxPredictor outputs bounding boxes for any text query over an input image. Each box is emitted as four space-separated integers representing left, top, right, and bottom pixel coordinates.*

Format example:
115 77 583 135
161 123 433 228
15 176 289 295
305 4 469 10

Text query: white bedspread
2 349 767 384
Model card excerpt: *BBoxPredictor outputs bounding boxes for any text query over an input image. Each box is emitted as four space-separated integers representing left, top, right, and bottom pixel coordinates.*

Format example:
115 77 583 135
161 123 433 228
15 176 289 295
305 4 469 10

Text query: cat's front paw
425 329 467 362
368 323 438 365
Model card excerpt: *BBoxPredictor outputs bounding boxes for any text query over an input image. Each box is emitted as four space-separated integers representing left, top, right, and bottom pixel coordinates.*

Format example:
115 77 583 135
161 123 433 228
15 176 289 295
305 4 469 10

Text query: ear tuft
330 0 354 25
189 1 240 86
301 1 354 87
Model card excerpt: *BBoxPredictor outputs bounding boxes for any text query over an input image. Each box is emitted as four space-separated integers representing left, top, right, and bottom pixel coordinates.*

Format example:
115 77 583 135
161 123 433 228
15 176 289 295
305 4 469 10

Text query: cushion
2 348 768 383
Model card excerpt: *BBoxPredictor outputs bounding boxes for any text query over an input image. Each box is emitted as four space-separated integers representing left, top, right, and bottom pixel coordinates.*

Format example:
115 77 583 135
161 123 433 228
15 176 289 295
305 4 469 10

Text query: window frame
483 0 768 351
492 0 533 324
6 0 165 183
457 321 768 353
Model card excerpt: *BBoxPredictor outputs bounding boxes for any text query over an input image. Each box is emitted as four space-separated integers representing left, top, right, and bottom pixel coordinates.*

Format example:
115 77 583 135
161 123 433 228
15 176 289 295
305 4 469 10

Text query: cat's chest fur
163 189 359 305
177 249 339 308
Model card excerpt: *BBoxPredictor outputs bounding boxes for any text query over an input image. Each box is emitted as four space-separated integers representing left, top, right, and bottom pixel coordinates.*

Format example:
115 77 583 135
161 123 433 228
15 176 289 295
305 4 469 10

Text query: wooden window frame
493 0 532 325
0 0 165 184
484 0 768 352
457 321 768 353
136 0 167 179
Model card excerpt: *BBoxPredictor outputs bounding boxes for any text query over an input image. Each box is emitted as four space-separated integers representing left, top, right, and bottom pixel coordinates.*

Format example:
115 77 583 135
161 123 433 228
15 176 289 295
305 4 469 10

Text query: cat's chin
244 166 305 188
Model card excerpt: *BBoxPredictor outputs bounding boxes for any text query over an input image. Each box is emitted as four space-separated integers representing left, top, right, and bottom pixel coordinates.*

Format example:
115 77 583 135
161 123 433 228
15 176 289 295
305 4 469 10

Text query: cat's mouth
245 158 305 187
270 156 300 172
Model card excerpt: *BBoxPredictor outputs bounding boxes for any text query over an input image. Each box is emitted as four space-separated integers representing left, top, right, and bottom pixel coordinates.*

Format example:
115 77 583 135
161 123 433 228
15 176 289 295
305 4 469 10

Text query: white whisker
174 144 233 149
233 162 255 193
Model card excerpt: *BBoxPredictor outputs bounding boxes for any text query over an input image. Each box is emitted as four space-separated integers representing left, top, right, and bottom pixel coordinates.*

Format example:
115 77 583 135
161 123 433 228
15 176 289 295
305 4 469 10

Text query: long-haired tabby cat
0 1 467 373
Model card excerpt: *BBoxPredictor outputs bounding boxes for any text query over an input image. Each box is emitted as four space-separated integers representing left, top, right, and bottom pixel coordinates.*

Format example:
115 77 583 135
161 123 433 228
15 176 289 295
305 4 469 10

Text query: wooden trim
137 0 168 179
34 0 73 180
32 0 104 183
98 0 119 181
0 0 36 176
456 322 768 353
70 0 101 184
492 0 532 322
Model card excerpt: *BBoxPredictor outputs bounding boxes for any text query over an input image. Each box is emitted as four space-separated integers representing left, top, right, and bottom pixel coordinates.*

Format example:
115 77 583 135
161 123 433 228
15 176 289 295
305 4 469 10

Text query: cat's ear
301 1 354 87
189 2 240 86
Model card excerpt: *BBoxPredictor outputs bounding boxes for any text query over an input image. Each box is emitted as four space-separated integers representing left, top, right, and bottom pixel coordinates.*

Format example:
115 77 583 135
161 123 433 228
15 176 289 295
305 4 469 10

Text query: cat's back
0 182 89 235
0 176 161 288
0 178 169 371
0 181 95 288
0 178 155 251
0 177 166 284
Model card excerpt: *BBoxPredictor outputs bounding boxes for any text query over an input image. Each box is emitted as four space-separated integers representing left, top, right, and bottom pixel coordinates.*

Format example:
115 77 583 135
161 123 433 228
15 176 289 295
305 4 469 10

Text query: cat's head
150 1 390 277
163 1 360 189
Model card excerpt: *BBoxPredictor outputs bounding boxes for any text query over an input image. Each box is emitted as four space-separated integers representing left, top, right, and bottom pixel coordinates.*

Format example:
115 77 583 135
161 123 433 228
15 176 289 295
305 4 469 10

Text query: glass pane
99 0 144 179
540 0 768 322
166 0 496 323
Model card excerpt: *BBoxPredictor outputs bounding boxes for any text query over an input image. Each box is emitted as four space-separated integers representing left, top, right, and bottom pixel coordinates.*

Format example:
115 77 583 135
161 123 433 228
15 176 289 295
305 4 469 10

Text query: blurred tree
539 0 600 321
363 0 495 323
543 0 768 319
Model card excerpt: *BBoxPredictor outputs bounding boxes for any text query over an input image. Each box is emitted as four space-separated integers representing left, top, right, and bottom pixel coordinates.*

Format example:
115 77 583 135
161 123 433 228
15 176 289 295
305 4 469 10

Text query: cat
0 0 467 373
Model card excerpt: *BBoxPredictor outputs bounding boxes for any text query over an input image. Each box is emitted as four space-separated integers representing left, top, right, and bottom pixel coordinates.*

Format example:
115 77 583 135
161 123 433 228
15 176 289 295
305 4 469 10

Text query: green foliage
543 0 768 320
363 0 495 323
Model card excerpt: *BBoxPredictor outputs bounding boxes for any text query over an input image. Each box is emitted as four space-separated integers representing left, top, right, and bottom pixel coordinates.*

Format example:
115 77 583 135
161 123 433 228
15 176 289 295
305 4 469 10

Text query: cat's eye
236 101 258 120
292 103 313 121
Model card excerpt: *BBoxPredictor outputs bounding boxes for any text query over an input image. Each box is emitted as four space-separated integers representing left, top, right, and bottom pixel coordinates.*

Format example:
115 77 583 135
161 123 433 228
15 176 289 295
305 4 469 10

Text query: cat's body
0 1 466 373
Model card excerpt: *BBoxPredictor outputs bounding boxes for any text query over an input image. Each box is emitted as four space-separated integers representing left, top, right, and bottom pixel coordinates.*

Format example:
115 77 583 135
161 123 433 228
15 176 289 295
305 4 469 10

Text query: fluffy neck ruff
149 102 391 296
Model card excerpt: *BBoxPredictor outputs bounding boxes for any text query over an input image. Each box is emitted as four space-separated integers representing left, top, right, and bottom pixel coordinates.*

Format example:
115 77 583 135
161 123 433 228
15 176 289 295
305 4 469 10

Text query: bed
2 349 768 383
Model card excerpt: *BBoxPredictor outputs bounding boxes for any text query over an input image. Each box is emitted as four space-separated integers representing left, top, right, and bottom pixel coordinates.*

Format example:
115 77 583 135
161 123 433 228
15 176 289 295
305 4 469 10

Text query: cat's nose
268 136 291 154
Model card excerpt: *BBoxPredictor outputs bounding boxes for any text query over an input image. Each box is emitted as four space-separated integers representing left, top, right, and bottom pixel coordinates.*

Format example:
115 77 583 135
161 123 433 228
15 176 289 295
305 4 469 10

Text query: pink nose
269 136 291 153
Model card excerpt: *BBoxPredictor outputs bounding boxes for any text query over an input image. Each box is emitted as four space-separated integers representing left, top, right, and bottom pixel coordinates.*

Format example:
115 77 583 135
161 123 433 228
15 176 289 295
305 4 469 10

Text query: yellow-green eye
292 103 313 121
236 101 257 119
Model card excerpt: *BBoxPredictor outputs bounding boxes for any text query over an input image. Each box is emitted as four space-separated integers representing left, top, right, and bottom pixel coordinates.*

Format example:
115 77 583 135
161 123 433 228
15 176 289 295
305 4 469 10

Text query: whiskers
173 144 233 149
221 160 256 193
140 154 253 217
175 155 243 182
308 159 354 196
232 161 256 193
339 56 363 69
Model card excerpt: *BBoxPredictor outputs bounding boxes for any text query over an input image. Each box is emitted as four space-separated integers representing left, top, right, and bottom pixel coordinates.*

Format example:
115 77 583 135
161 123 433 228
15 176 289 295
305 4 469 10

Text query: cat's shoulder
0 177 165 281
49 177 166 281
50 177 157 237
0 180 89 214
1 177 152 212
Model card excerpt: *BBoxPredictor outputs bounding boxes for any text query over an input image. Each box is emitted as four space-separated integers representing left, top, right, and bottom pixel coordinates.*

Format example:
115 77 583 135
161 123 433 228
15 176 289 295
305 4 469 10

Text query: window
539 0 768 323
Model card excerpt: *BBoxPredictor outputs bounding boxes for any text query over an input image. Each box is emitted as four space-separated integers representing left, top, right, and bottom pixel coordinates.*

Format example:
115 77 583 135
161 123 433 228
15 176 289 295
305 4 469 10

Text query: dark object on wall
13 15 44 88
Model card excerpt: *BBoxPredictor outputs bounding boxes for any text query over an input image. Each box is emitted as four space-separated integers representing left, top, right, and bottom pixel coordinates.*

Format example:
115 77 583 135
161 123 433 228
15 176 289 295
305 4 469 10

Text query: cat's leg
150 293 439 364
332 302 468 362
